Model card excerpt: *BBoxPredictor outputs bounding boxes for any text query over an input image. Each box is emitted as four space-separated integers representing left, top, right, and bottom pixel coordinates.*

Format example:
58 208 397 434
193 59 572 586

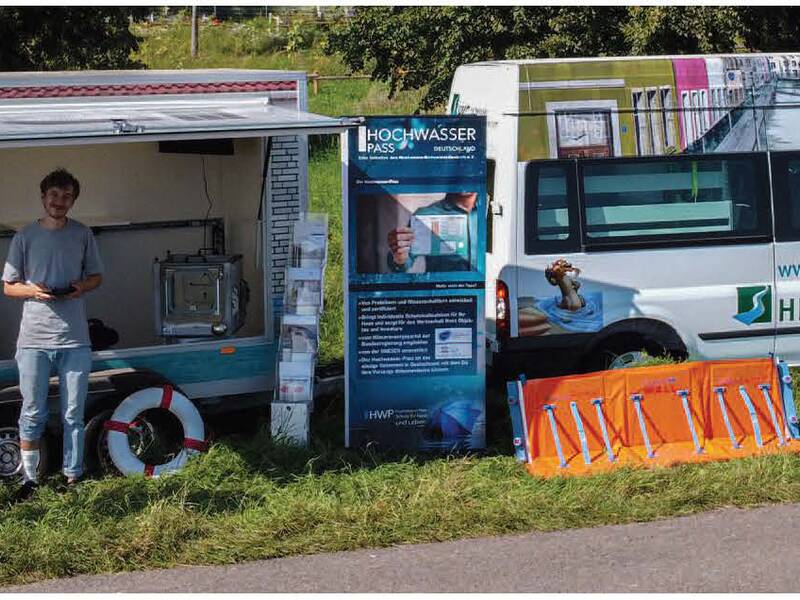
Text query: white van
449 53 800 375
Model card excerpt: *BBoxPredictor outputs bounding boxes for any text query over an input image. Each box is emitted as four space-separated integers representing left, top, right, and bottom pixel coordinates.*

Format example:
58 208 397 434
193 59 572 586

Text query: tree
622 6 746 55
323 7 642 110
325 7 795 110
737 7 800 52
326 7 525 110
0 7 144 71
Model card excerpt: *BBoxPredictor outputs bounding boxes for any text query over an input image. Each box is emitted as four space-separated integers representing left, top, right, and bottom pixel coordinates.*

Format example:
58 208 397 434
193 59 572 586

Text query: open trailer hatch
0 95 353 147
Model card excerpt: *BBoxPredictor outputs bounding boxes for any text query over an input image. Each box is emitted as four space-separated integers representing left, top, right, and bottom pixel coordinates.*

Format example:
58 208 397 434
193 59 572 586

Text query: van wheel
583 336 667 372
0 427 51 482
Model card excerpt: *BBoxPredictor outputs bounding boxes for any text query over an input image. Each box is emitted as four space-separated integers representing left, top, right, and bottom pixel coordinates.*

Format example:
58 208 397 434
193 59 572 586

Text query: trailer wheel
0 426 51 482
84 408 159 477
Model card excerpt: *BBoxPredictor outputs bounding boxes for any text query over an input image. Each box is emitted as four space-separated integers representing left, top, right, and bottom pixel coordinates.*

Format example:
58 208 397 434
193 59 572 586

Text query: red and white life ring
103 385 206 478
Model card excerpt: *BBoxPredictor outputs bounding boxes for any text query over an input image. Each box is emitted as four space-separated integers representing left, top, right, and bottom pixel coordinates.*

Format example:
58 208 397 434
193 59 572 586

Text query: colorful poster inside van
516 54 798 161
344 116 487 451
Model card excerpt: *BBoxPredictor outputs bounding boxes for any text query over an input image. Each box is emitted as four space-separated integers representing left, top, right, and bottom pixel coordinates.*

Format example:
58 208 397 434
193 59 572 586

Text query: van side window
486 159 495 253
524 161 579 254
579 154 771 248
771 152 800 241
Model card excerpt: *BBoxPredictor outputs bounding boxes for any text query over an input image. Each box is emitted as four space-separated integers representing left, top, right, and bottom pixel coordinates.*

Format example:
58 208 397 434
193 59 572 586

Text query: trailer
0 69 352 479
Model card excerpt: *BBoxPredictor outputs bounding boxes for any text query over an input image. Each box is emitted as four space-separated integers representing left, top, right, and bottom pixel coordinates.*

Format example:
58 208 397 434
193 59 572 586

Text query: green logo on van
735 285 772 325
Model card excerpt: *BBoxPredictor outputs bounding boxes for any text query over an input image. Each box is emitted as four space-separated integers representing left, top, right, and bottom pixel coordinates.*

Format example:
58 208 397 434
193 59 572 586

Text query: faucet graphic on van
545 259 586 311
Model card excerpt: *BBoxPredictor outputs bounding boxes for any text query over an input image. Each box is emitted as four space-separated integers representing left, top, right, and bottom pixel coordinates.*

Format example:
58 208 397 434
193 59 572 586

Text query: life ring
103 385 206 478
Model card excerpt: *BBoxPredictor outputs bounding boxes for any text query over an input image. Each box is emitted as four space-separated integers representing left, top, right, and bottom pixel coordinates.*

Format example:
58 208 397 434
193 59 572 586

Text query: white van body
449 53 800 374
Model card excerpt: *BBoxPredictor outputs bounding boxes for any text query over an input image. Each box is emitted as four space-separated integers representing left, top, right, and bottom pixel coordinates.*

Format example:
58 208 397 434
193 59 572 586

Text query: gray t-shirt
2 218 104 349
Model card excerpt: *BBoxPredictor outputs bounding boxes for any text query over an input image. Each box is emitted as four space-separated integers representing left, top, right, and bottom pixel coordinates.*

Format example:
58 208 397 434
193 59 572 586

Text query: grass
133 17 346 74
308 146 344 364
4 404 800 586
2 16 796 589
132 16 428 121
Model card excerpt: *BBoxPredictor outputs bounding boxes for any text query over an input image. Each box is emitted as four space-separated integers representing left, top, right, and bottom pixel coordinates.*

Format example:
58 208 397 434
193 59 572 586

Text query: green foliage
0 7 144 70
325 6 800 110
737 7 800 52
285 20 321 54
623 6 746 55
133 17 345 74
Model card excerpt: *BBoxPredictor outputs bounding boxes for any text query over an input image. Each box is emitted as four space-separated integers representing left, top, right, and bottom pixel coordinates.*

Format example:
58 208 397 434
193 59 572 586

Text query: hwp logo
365 409 394 421
734 285 772 325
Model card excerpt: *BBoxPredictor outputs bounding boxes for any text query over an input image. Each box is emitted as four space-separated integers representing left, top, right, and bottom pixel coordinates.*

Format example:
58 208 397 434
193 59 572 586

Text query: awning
0 95 356 148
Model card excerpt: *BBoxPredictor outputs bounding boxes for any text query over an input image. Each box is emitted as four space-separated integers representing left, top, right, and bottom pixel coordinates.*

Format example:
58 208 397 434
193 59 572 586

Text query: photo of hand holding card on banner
355 192 478 274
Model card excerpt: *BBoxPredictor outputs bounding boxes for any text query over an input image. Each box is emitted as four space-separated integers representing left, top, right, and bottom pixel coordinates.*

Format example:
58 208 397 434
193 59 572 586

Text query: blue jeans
16 347 92 479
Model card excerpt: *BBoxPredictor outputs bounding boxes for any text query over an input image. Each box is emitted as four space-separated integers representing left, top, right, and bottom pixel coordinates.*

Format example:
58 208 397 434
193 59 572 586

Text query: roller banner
343 115 487 450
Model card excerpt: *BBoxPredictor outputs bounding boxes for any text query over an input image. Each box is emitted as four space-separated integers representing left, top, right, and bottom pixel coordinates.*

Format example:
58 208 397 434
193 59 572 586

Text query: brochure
280 314 319 361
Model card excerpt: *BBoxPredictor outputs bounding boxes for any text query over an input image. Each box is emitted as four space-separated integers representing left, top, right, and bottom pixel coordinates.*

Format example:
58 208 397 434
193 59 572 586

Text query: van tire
582 335 668 373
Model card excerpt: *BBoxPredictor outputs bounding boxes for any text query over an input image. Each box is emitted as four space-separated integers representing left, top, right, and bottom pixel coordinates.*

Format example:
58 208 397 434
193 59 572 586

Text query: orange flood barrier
506 358 800 478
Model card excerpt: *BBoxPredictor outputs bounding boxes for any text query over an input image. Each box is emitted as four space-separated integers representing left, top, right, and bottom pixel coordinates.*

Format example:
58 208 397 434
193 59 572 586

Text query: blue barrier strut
777 362 800 440
714 386 741 449
591 398 615 463
677 389 703 454
506 380 529 462
738 386 764 448
631 394 655 458
543 404 567 468
569 401 592 465
758 383 786 447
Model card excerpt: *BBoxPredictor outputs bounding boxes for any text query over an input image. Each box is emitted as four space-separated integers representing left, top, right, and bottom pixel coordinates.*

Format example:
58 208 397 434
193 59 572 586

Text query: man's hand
387 226 414 266
29 282 55 301
67 281 85 299
68 274 102 300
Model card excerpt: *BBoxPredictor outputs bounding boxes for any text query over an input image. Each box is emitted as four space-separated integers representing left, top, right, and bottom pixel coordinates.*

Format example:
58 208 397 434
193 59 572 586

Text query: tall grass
4 428 800 586
308 146 344 364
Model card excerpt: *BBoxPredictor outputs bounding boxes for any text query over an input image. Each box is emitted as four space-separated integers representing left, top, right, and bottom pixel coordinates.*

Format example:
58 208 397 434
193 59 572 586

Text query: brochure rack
272 213 328 445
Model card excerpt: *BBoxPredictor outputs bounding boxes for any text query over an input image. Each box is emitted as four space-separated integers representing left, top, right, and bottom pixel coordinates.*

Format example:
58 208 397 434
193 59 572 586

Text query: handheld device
50 286 76 297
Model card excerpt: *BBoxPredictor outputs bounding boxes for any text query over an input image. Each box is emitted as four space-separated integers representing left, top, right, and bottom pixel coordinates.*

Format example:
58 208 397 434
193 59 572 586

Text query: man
2 169 103 498
387 192 478 273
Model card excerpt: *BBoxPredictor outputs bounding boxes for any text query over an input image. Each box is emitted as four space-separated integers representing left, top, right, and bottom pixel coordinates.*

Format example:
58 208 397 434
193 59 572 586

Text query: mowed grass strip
3 429 800 586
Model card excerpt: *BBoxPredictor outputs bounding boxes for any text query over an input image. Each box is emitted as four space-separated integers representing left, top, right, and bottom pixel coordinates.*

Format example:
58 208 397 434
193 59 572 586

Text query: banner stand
343 116 488 451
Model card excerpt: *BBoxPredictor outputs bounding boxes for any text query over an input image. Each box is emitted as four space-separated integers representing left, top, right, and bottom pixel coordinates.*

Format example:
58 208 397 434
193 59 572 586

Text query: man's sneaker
13 480 38 502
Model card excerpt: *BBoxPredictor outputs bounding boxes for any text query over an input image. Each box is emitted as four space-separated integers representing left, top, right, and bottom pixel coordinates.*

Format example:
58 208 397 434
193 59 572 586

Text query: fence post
310 72 319 95
190 6 199 57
